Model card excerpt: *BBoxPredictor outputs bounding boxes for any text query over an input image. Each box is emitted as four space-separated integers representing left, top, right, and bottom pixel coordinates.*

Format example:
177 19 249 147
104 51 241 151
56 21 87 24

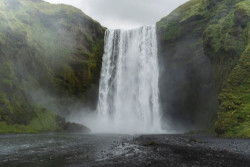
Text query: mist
67 26 165 134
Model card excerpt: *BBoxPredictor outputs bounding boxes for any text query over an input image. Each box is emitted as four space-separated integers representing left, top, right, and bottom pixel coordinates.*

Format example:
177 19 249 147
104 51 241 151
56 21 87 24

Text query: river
1 133 250 167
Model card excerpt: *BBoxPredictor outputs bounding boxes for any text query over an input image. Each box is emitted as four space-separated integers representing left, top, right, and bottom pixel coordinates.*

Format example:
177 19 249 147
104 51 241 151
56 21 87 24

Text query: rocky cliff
0 0 105 132
157 0 250 137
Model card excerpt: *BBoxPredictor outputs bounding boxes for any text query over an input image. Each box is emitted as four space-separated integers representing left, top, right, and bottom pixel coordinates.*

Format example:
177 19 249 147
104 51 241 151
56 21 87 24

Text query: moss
156 0 217 130
0 0 105 132
0 107 64 133
215 25 250 137
179 0 209 23
157 0 250 137
203 2 249 91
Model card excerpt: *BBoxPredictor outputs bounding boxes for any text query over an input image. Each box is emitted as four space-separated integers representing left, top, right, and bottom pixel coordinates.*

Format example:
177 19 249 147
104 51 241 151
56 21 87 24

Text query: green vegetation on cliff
215 5 250 137
157 0 250 137
216 44 250 137
0 107 64 133
0 0 105 133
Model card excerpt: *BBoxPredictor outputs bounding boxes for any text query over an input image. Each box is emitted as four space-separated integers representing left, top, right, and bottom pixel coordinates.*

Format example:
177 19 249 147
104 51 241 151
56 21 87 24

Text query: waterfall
96 26 162 133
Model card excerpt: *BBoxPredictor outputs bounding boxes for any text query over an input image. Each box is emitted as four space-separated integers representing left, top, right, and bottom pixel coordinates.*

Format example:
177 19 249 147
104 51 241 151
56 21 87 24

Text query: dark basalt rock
64 122 91 133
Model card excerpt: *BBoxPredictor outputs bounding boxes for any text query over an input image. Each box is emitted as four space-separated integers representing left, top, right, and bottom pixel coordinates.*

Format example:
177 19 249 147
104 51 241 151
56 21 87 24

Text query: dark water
0 133 135 167
1 133 250 167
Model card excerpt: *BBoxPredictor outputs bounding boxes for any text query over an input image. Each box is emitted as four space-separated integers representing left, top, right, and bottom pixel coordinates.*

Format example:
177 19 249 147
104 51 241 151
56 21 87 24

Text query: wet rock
189 138 197 143
64 122 91 133
148 141 157 146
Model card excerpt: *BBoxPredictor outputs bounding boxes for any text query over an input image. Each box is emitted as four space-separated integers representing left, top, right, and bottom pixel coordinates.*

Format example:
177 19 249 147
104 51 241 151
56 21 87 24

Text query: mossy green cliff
0 0 105 133
157 0 250 137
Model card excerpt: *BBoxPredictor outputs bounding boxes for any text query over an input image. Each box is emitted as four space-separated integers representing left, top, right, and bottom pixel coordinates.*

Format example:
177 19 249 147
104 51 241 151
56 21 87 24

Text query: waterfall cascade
97 26 162 133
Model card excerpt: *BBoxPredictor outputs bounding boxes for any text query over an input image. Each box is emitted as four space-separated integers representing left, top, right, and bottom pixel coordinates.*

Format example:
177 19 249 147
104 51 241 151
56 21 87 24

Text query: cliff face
0 0 105 132
157 0 250 137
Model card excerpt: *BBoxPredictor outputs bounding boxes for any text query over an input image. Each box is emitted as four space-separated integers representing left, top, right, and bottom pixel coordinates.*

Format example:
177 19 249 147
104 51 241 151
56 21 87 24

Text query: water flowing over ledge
95 26 163 134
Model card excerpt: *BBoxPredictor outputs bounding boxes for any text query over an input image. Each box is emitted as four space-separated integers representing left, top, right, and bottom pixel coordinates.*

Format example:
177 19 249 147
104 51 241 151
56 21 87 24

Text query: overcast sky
44 0 188 29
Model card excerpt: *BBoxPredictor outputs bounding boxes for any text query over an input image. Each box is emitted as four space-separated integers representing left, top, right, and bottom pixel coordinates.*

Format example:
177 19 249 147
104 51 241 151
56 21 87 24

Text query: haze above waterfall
44 0 188 29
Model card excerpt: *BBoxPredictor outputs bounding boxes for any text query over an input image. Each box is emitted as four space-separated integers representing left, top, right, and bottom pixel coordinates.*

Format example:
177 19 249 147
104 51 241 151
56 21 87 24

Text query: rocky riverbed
1 133 249 167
